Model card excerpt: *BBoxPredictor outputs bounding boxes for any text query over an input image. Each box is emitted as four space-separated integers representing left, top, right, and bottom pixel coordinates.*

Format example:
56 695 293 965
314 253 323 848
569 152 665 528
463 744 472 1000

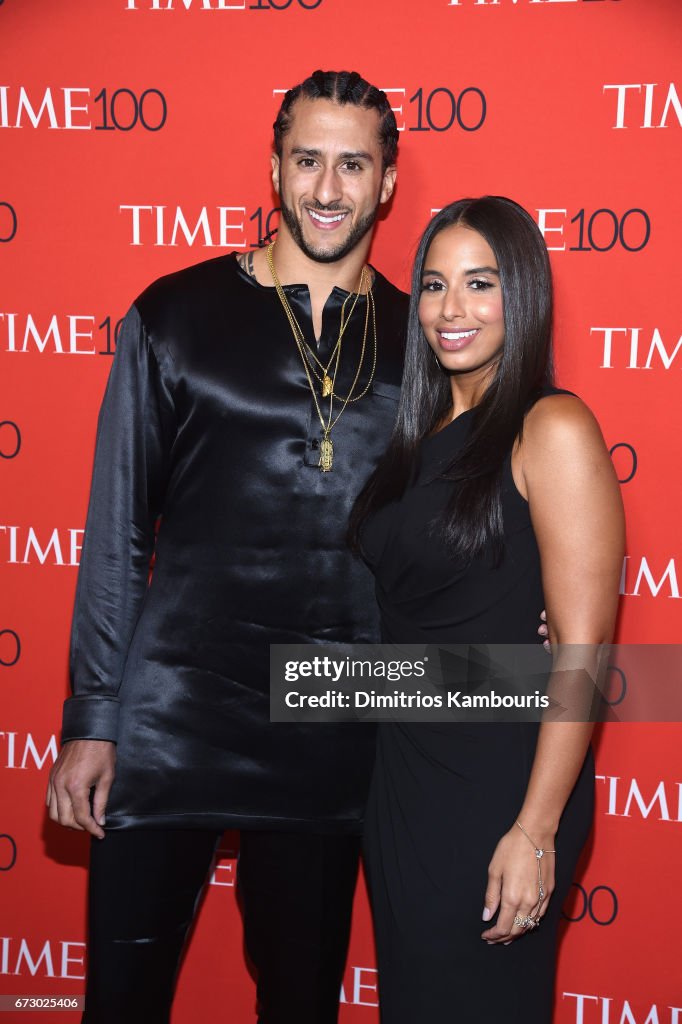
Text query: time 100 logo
388 87 487 132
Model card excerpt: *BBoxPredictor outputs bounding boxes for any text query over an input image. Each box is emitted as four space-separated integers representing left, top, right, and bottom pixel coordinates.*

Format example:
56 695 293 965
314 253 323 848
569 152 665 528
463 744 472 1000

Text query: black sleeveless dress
360 397 594 1022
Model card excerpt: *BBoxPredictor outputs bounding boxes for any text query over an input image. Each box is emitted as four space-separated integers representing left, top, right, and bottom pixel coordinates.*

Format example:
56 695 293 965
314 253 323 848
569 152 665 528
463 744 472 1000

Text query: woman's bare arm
481 394 624 943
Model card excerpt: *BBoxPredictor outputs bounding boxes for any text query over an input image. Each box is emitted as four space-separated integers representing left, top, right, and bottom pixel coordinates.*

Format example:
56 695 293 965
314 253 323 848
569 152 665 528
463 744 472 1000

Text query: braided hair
273 70 399 171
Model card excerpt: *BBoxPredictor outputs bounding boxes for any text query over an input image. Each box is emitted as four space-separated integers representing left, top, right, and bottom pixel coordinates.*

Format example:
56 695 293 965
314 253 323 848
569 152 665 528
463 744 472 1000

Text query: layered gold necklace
265 242 377 472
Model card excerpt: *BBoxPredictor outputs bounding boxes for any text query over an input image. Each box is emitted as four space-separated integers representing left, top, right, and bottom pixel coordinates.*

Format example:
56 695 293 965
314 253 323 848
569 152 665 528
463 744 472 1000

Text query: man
47 70 407 1024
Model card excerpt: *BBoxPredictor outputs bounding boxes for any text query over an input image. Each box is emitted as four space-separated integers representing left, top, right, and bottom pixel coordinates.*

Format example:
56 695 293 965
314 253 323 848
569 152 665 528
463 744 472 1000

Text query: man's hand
46 740 116 839
538 609 550 652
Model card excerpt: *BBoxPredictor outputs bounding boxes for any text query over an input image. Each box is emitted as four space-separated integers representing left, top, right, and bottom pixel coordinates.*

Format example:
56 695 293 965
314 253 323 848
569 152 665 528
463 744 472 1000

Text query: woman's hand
480 826 556 944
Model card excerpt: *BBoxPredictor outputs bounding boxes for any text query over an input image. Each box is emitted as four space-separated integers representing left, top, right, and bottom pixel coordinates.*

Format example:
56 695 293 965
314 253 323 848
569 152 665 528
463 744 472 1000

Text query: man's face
272 98 396 263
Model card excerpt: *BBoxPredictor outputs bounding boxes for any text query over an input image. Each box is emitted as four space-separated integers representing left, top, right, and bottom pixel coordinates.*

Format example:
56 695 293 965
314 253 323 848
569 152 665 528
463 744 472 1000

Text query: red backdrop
1 0 681 1020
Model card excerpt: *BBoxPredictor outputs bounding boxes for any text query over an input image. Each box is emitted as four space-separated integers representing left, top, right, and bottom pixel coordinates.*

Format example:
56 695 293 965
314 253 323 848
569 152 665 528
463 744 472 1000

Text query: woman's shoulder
510 385 618 509
528 389 586 424
524 388 603 444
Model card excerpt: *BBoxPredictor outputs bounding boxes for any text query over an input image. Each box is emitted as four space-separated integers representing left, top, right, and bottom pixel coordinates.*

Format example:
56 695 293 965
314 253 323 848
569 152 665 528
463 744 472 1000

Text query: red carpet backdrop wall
1 0 680 1020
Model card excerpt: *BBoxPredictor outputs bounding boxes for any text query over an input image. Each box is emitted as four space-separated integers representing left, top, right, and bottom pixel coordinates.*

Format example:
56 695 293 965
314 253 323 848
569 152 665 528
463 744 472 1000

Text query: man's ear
379 165 397 205
271 153 281 196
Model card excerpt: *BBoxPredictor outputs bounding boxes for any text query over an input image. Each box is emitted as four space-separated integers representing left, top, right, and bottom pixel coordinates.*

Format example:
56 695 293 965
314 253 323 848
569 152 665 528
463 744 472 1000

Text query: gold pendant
319 436 334 472
322 374 333 398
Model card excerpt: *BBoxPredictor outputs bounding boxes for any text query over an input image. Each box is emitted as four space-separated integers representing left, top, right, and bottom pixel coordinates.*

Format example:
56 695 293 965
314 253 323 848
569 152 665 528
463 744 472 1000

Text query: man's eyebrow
290 147 374 162
339 150 374 162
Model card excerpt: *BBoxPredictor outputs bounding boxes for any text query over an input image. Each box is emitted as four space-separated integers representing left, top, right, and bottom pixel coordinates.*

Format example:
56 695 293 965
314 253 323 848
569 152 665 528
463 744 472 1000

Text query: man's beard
279 199 379 264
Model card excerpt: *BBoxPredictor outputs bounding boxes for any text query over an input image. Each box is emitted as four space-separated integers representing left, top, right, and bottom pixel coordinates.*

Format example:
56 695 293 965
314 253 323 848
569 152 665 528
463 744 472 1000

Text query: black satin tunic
62 253 407 832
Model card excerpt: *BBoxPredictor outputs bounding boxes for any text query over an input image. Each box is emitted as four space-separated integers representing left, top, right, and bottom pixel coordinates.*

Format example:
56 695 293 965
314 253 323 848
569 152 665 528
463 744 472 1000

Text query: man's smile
306 207 350 230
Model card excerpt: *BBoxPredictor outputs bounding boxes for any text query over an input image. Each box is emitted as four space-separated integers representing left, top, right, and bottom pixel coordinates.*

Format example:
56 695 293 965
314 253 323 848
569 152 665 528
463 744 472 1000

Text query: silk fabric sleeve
61 304 175 743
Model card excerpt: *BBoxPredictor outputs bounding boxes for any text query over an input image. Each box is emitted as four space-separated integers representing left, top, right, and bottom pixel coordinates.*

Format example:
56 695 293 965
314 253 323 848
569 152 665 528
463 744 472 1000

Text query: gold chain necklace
300 287 377 404
309 281 364 397
266 242 377 472
266 242 366 397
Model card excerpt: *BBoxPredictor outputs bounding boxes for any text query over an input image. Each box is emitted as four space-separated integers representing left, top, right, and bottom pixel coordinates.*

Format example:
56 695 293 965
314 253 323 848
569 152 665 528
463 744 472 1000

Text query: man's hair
273 70 399 171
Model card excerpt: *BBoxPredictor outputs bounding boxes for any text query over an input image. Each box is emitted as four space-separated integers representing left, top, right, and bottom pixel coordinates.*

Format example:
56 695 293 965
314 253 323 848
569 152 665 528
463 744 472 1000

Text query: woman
349 197 624 1021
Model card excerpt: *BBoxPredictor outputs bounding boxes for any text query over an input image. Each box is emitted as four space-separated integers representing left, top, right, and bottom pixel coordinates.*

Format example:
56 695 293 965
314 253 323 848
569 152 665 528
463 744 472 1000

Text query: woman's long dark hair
349 195 554 562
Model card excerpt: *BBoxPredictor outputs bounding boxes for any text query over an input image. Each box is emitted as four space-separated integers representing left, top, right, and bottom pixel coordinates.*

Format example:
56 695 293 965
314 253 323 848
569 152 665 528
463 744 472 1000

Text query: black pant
83 829 361 1024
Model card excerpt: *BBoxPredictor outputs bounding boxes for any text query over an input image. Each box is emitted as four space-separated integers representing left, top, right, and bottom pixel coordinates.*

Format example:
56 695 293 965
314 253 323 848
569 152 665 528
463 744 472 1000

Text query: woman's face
418 223 505 380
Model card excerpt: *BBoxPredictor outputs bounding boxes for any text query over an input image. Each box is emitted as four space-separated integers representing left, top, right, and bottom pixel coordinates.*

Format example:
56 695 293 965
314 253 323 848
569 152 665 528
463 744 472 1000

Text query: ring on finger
513 914 540 930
